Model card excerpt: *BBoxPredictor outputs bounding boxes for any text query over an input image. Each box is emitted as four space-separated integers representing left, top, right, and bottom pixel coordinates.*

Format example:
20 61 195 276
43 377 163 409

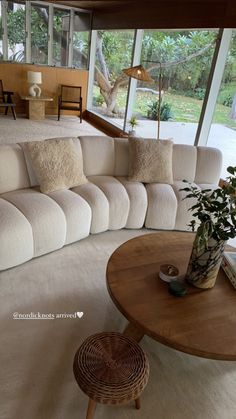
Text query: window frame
87 28 234 149
0 0 92 68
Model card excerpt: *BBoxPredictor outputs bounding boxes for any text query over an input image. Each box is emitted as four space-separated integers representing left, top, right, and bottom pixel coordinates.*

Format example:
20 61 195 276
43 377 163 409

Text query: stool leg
135 398 141 410
86 398 97 419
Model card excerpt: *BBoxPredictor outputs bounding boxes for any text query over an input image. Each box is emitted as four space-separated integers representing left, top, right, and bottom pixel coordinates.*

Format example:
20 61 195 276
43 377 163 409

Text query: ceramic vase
128 129 136 137
186 232 225 289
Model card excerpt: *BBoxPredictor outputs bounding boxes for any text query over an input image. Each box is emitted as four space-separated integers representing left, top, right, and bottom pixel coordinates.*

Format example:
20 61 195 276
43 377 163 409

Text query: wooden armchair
0 80 16 120
58 85 82 122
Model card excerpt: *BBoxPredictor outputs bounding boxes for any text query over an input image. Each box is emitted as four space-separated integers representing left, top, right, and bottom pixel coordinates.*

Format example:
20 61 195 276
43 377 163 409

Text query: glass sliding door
53 8 70 67
7 1 25 62
31 4 49 65
129 30 218 143
91 30 135 129
207 30 236 179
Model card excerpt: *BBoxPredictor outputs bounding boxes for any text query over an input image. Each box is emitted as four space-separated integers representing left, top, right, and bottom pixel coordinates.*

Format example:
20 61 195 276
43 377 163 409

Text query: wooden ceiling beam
93 1 229 29
40 0 235 28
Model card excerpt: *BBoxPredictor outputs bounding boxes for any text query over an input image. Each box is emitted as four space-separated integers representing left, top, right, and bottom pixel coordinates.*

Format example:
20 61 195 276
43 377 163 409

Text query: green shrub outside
147 101 174 121
217 83 236 107
93 94 105 106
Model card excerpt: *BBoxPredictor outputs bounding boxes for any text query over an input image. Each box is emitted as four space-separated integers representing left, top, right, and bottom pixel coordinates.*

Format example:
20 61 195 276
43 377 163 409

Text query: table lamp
27 71 42 97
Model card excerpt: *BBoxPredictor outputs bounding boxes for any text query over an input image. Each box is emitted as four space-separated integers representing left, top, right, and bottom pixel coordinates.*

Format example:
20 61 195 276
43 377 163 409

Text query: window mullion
48 3 53 66
25 0 31 63
2 0 8 60
194 29 233 146
124 29 144 131
68 9 73 67
87 30 97 109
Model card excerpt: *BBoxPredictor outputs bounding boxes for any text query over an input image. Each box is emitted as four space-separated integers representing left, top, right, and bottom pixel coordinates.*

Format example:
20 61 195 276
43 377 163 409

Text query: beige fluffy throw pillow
128 137 173 184
26 138 87 194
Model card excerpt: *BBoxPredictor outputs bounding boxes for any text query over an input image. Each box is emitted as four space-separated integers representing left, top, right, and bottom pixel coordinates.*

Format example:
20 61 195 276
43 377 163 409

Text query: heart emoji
77 312 84 318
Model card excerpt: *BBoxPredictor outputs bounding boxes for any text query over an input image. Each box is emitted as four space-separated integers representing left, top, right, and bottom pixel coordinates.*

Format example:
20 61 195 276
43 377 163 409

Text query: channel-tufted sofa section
0 136 222 270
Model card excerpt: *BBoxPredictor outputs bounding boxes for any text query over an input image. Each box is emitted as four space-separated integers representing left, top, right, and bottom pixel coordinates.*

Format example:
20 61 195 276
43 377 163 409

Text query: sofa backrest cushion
172 144 197 182
114 139 198 182
114 138 129 176
0 137 223 195
195 146 222 184
79 136 115 176
20 141 40 187
0 144 30 194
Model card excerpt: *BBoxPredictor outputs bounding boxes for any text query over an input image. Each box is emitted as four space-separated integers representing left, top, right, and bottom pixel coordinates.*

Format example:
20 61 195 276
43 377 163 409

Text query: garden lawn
134 91 236 129
93 86 236 129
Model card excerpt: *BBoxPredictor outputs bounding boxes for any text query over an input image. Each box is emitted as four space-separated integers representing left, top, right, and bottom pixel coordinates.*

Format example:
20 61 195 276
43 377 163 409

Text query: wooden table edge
106 232 236 361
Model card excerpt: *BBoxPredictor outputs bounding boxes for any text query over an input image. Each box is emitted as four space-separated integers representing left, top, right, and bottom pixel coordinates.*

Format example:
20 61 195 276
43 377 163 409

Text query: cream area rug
0 115 102 144
1 229 236 419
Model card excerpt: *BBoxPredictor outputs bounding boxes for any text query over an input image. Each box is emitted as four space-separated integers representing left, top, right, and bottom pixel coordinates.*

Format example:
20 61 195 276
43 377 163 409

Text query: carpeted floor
0 115 102 144
1 229 236 419
1 115 236 418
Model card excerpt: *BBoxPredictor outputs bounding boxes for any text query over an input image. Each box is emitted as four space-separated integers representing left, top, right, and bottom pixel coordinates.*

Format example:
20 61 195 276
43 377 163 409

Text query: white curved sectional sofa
0 136 222 271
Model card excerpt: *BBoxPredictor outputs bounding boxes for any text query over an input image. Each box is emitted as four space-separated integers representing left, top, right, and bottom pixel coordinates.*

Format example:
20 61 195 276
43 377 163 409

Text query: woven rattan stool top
73 332 149 405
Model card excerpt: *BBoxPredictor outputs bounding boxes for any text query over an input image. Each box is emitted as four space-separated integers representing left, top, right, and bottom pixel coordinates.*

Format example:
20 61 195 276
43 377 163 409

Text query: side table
20 95 53 120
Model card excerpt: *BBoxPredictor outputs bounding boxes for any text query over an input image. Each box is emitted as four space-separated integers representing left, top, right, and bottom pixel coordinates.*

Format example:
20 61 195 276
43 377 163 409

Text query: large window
53 8 70 67
208 30 236 179
0 1 91 68
88 28 236 179
7 1 25 62
31 4 49 65
72 11 90 69
89 29 218 143
0 3 3 58
129 30 218 143
91 30 135 129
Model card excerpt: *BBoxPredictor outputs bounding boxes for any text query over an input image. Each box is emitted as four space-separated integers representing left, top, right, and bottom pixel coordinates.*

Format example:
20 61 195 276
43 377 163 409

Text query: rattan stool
73 332 149 419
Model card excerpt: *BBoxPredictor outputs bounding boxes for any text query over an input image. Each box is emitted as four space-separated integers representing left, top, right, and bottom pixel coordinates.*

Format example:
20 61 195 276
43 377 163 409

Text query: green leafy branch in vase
181 166 236 253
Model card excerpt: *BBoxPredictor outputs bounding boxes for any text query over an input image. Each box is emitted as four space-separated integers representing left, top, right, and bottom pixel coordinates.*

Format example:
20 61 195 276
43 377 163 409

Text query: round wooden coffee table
106 232 236 361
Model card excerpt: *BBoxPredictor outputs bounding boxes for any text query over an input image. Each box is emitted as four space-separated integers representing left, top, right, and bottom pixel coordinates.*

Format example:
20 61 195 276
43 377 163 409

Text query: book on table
221 252 236 289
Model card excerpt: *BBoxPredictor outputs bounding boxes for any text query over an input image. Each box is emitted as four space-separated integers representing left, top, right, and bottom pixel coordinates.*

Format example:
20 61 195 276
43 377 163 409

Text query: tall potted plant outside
182 166 236 289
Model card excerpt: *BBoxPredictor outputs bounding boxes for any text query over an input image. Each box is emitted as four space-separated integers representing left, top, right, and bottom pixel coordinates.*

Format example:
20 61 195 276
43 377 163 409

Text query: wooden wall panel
0 63 88 116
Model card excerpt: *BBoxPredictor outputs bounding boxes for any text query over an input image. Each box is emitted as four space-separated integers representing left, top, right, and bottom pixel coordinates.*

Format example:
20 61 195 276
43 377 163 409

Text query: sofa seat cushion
0 198 34 270
48 190 91 245
1 189 66 257
171 181 200 231
197 183 219 191
117 177 147 229
88 176 130 230
145 184 178 230
72 183 109 234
